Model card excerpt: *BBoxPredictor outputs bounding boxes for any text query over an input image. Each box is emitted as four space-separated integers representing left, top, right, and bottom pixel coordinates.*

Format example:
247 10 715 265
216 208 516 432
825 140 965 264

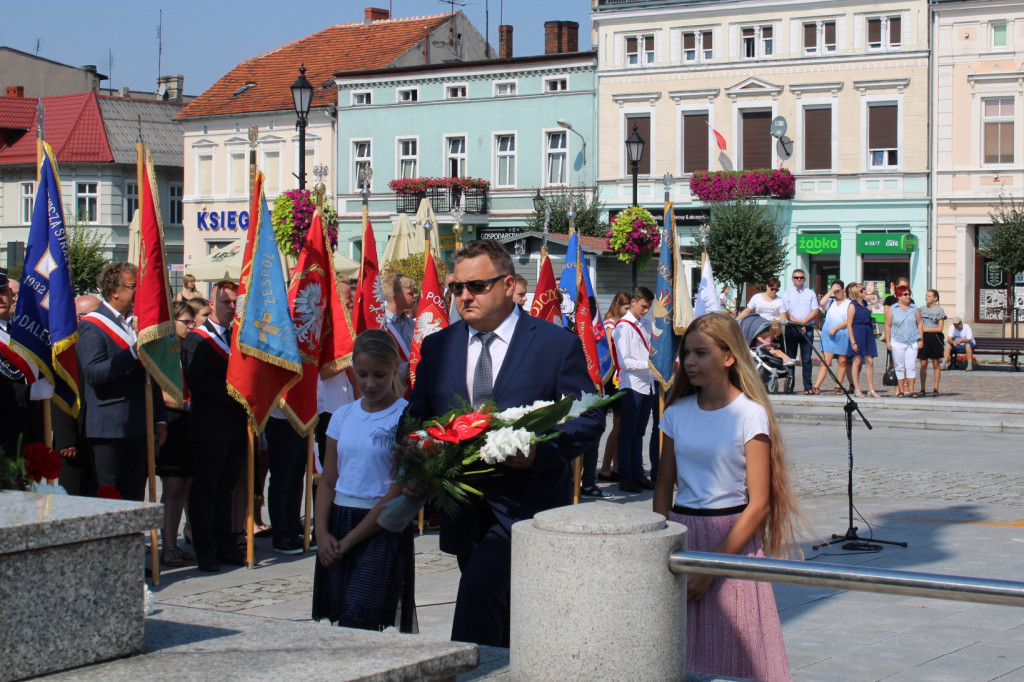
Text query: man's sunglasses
448 276 504 296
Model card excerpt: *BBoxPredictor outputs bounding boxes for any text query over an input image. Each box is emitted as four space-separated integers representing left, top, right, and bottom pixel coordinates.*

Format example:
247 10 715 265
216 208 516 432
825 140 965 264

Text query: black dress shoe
619 480 642 493
598 471 619 482
580 485 610 498
217 550 246 566
197 560 220 573
637 477 655 490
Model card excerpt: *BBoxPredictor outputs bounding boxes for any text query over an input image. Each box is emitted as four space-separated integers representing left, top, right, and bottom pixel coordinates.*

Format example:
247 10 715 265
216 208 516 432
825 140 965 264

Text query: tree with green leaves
65 215 108 296
693 196 788 304
982 195 1024 337
525 187 609 238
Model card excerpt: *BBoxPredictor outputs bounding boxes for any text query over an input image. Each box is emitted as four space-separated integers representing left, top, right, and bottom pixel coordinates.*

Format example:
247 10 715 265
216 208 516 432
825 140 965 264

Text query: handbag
883 351 899 387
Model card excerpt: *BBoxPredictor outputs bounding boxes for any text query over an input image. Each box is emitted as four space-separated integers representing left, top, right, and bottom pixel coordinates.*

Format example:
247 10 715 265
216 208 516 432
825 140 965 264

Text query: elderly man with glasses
781 269 820 394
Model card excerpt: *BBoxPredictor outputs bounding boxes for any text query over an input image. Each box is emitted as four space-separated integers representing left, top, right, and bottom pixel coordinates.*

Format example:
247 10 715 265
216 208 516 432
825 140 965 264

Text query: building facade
592 0 931 300
932 0 1024 330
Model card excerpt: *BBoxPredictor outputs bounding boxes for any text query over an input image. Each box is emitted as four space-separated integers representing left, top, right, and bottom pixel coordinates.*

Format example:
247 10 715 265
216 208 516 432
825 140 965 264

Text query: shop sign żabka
797 232 841 255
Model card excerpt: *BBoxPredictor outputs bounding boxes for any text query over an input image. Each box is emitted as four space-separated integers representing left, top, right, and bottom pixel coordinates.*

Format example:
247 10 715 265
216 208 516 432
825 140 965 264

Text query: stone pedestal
0 491 161 681
509 502 688 681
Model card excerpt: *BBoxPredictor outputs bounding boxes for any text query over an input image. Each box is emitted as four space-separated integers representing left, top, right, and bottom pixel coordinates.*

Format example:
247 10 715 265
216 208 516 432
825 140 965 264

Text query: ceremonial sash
82 311 135 351
385 322 410 362
610 318 649 375
0 325 37 382
192 326 230 361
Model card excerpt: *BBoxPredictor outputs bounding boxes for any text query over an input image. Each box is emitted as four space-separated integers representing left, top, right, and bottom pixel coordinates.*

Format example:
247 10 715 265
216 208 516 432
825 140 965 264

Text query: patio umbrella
413 197 444 260
188 237 357 283
381 212 417 267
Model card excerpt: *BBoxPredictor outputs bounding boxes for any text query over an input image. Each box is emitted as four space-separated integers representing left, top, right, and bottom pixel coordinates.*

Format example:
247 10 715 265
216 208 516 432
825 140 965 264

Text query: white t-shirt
822 298 852 330
659 392 769 509
326 397 408 501
950 323 974 343
745 293 788 322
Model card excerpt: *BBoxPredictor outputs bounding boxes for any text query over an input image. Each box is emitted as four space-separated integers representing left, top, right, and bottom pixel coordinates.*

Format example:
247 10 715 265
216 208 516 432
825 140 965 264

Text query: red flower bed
689 168 795 202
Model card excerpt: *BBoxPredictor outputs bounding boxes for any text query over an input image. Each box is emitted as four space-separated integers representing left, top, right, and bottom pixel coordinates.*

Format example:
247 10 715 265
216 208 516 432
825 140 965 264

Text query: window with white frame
495 134 516 188
866 16 901 51
546 131 567 186
198 154 214 197
398 138 418 178
683 30 713 62
353 141 372 189
352 91 372 106
446 136 466 177
741 25 773 59
124 181 138 222
625 34 655 66
983 97 1014 164
992 22 1008 49
545 78 568 93
803 21 836 55
398 88 418 103
75 182 99 223
303 146 315 182
867 103 899 169
494 81 517 97
263 150 280 195
681 112 709 174
169 184 184 225
230 151 247 197
20 182 34 224
446 85 467 99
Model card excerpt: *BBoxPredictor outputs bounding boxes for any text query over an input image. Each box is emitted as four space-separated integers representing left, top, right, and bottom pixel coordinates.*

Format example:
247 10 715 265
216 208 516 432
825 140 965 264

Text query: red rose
426 413 492 443
23 443 62 482
97 485 123 500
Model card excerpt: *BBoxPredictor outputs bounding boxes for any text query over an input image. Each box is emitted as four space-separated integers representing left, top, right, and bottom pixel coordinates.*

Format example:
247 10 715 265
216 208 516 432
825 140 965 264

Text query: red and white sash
191 325 230 361
610 317 650 375
82 311 135 351
385 322 410 362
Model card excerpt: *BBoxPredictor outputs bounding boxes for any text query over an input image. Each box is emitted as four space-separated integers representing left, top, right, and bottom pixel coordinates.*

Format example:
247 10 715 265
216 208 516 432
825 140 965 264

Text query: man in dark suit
77 263 166 501
407 240 604 648
182 279 248 572
0 267 46 466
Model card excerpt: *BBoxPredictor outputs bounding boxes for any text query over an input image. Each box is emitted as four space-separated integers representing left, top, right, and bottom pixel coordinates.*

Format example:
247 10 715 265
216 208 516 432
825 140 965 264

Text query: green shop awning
857 233 918 254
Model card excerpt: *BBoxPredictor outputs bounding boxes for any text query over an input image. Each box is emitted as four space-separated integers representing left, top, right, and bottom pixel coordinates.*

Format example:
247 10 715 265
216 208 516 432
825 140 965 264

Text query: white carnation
480 427 533 464
564 392 602 421
496 399 555 424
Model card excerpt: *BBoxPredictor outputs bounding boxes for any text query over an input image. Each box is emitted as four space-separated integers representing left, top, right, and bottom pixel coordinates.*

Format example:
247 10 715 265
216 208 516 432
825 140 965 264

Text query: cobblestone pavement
793 361 1024 402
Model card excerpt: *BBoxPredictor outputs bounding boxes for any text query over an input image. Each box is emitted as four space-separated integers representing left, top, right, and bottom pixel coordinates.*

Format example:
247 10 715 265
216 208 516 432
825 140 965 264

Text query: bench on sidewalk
954 337 1024 371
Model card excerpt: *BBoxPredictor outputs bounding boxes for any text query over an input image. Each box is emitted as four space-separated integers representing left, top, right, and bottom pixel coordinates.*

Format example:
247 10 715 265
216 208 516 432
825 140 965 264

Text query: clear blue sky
2 0 593 96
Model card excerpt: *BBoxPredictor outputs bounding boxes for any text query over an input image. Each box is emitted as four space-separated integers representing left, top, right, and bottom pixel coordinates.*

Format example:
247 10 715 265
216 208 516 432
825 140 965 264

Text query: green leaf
510 394 574 433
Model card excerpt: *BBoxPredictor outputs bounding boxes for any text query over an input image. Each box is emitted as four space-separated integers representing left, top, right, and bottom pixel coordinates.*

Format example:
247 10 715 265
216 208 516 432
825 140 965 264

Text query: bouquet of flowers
377 391 623 531
607 206 660 270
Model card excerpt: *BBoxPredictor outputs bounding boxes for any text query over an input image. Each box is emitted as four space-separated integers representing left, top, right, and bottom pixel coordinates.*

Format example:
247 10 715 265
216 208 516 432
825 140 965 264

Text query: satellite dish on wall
777 136 794 161
771 115 788 139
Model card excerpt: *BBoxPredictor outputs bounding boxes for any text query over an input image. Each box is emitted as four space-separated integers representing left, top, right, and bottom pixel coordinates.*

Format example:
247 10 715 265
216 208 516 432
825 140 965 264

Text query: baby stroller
738 315 790 394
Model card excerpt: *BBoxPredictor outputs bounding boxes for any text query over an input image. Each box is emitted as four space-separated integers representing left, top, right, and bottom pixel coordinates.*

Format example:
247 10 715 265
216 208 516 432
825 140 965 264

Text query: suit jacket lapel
491 311 535 400
445 320 471 403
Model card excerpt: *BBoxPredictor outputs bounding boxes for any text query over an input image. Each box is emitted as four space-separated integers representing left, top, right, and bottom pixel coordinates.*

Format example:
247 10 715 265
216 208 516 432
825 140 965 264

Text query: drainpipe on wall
927 5 936 295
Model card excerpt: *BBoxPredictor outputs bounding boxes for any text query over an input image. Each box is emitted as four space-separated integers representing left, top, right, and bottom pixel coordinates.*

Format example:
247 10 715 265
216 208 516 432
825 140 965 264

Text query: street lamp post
290 65 314 191
625 123 646 288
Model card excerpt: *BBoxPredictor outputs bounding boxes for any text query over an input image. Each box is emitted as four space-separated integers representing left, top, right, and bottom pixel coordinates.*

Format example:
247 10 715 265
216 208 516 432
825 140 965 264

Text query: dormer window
398 88 418 103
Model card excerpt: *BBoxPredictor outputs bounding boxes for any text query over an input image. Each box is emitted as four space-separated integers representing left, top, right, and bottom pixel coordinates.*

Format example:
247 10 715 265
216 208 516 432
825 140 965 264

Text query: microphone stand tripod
786 321 908 552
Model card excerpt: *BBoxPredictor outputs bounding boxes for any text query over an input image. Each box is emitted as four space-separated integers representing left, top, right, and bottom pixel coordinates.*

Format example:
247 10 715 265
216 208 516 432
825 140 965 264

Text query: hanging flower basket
689 168 796 203
271 189 339 258
606 206 660 270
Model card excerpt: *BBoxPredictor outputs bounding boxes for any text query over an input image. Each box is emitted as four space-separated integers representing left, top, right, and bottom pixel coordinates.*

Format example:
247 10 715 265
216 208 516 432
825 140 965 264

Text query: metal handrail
669 551 1024 608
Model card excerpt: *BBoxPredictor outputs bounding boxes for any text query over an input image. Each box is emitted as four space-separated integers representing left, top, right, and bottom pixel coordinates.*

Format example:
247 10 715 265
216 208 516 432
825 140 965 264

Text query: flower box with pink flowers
689 168 796 203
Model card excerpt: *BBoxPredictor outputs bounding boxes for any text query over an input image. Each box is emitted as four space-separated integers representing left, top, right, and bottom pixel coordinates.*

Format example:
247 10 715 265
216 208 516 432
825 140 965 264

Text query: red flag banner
353 219 387 334
280 210 356 434
574 245 602 391
530 254 560 323
706 121 727 151
408 250 448 390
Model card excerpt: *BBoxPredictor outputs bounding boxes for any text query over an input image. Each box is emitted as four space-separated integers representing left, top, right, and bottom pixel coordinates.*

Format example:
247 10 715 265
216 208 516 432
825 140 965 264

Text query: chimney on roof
6 86 25 97
544 21 579 55
157 74 185 102
82 64 98 73
365 7 389 23
499 25 513 59
118 86 130 98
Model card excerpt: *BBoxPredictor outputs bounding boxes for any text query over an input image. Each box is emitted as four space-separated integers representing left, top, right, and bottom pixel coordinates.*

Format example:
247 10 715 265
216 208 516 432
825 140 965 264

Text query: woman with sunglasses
735 277 789 324
884 285 925 398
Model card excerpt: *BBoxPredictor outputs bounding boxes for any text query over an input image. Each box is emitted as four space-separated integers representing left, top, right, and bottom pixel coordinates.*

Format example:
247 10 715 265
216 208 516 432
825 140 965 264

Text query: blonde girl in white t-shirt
653 312 800 682
312 329 415 632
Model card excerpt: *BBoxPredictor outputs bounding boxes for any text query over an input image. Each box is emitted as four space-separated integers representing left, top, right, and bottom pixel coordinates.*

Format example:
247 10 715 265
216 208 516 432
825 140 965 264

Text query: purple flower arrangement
607 206 661 270
388 176 490 194
689 168 795 203
272 189 339 257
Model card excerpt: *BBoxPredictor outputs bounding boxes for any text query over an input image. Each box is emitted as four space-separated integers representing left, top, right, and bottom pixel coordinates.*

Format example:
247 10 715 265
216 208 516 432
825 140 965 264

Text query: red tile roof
176 13 453 120
0 92 113 165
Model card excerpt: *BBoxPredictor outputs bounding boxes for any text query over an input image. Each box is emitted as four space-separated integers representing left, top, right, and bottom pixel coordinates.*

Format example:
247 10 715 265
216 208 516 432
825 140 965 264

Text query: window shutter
825 22 836 46
804 23 816 49
684 32 695 50
230 154 245 196
628 115 651 175
199 157 213 197
889 16 901 45
741 111 772 170
264 151 280 195
868 104 898 150
703 30 713 51
626 36 637 54
804 107 832 170
868 18 881 44
683 112 710 174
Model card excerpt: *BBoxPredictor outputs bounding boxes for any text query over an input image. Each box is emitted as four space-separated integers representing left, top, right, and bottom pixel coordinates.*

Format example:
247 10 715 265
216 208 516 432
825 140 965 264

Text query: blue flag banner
11 143 80 416
558 232 595 303
649 207 679 391
235 190 302 372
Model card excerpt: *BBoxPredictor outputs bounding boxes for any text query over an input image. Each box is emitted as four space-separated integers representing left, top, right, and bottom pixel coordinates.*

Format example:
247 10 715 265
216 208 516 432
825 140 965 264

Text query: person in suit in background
77 263 166 501
407 240 604 648
182 280 248 572
0 267 47 467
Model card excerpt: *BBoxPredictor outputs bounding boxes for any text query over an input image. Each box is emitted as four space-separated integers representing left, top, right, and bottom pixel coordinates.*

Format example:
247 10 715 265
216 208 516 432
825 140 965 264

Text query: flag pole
36 101 54 454
568 204 581 505
246 429 255 568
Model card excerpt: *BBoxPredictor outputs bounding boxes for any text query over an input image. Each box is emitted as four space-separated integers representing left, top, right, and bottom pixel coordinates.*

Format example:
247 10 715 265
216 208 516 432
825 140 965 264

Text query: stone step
770 402 1024 433
770 394 1024 416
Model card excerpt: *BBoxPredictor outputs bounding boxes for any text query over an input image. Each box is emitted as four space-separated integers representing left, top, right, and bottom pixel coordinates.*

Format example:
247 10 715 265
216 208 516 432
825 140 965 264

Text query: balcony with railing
390 177 489 214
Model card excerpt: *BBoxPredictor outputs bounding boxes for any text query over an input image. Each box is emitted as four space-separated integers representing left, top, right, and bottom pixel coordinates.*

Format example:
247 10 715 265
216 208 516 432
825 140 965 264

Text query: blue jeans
618 388 654 483
785 325 815 390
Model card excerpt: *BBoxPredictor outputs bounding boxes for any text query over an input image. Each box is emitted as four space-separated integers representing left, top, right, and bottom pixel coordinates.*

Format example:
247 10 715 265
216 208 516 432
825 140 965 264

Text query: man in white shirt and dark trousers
612 287 655 493
781 269 819 394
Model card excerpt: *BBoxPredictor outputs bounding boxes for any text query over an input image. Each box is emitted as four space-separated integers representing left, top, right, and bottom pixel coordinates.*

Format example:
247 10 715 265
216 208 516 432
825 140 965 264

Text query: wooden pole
246 429 255 569
37 107 53 455
303 433 314 552
145 381 160 584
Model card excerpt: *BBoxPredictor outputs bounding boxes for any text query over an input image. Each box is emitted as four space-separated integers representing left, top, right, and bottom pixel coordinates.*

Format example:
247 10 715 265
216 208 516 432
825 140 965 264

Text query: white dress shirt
612 309 654 395
781 285 818 324
466 305 520 405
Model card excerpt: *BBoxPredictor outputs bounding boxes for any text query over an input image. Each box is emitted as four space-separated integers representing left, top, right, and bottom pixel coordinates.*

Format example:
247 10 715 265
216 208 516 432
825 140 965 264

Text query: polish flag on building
706 121 727 151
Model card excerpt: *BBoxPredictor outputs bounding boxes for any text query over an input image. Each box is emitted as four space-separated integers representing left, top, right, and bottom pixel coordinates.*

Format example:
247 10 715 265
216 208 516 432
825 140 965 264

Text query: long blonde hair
353 329 404 397
665 312 801 558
